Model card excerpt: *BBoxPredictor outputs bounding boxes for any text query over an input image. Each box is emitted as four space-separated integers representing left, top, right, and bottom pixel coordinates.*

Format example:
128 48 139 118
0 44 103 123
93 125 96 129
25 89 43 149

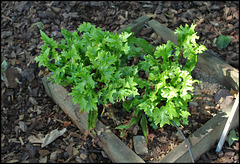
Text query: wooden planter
42 15 239 163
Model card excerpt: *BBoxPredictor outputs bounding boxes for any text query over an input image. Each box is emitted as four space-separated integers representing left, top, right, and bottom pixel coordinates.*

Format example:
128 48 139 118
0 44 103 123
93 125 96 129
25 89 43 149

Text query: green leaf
40 30 57 48
226 129 239 146
119 31 132 42
216 35 231 49
36 22 44 30
87 109 98 130
166 101 178 119
61 29 73 40
140 114 148 142
153 106 170 128
161 87 177 99
105 89 117 104
77 22 95 33
115 115 140 130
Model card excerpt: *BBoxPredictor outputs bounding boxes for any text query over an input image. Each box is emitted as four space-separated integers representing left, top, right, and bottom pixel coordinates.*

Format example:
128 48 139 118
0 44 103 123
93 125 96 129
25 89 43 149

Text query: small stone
19 121 27 132
133 135 148 155
29 97 38 105
150 33 158 40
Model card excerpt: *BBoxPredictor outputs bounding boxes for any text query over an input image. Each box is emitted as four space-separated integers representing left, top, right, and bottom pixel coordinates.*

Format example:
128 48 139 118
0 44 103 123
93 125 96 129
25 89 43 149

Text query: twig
2 3 9 11
1 14 13 22
19 137 24 146
64 156 73 163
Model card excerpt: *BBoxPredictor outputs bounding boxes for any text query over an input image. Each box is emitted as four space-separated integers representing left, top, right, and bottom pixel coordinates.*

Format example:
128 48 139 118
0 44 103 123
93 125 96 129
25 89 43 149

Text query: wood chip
39 156 48 163
19 137 24 146
80 153 87 160
39 149 51 157
6 159 19 163
72 147 79 156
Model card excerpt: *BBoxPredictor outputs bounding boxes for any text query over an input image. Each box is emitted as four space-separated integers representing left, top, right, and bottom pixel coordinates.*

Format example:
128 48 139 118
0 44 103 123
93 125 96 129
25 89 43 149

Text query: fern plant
35 22 154 130
116 24 207 142
35 22 207 142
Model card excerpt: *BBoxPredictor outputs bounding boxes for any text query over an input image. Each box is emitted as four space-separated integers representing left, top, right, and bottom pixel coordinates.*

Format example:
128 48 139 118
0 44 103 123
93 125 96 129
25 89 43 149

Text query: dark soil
1 1 239 163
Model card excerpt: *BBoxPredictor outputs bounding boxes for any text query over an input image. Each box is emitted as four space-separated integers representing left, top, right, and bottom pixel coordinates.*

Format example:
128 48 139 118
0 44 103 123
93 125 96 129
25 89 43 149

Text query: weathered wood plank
148 19 239 90
148 19 178 45
42 74 89 135
117 15 150 35
157 101 239 163
197 51 239 90
42 74 145 163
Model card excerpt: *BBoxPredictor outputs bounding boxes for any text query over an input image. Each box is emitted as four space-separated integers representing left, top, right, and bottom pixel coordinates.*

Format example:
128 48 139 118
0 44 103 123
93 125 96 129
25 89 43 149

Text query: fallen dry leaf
148 133 156 142
128 138 133 150
28 135 43 144
41 128 67 148
63 121 71 127
145 13 157 19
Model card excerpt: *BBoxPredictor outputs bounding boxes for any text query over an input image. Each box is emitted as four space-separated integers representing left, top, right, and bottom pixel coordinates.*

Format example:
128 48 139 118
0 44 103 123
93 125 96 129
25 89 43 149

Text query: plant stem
116 52 120 70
